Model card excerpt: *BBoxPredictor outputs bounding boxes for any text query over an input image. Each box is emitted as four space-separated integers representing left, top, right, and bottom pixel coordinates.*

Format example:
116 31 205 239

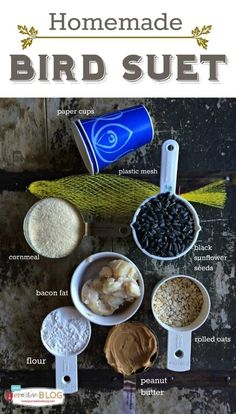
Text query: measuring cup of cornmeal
41 306 91 394
131 139 201 260
104 322 158 414
23 197 130 259
151 275 210 372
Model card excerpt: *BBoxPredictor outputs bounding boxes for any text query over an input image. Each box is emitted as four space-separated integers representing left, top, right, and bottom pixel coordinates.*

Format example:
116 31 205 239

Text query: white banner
0 0 235 97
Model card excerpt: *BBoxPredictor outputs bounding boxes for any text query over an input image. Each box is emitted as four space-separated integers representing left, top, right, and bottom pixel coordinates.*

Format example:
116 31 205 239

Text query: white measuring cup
24 197 130 259
41 306 91 394
152 275 211 372
131 139 201 260
70 252 144 326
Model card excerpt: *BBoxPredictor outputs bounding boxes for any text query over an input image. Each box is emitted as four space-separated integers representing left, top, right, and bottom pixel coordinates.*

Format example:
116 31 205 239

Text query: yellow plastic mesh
28 175 226 217
182 180 227 208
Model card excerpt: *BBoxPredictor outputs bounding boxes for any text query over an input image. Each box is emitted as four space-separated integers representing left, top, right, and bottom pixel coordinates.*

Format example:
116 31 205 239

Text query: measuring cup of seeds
151 275 210 372
41 306 91 394
131 139 201 260
24 197 130 259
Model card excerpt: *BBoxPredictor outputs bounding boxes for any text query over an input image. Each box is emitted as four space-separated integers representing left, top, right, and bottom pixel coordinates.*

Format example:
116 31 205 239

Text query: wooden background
0 98 236 413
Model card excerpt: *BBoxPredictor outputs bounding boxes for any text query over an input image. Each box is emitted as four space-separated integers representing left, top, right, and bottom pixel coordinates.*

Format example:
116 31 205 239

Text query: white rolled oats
153 277 203 327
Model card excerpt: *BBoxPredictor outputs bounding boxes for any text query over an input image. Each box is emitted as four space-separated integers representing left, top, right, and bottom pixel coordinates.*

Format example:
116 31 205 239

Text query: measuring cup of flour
41 306 91 393
131 140 201 260
151 275 210 372
23 197 130 259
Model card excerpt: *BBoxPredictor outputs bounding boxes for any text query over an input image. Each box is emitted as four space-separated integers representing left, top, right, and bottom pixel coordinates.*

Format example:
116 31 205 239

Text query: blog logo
4 390 13 402
4 387 64 407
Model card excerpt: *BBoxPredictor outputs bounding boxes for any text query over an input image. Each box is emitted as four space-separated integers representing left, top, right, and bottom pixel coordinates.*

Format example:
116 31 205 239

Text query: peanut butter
104 322 158 376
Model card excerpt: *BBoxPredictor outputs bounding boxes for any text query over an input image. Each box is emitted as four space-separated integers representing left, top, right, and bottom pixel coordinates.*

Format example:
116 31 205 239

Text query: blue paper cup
71 104 154 174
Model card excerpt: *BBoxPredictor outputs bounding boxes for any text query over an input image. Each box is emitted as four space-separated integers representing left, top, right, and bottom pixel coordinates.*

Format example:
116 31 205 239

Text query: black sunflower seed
134 192 196 258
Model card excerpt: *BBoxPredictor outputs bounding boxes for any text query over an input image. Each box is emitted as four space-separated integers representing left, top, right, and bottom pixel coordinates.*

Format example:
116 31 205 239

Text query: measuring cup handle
56 355 78 394
167 330 192 372
160 140 179 194
85 222 131 238
123 377 136 414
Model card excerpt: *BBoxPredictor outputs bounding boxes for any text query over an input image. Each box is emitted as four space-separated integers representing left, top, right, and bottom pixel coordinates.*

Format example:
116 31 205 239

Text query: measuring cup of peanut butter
104 322 158 414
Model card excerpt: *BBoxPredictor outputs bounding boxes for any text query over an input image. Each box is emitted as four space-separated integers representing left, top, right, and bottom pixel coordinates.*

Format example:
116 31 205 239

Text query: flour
41 308 90 355
26 197 83 258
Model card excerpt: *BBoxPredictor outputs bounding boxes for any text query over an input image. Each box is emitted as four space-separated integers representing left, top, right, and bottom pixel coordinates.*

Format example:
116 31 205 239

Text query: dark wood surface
0 98 236 413
1 369 236 390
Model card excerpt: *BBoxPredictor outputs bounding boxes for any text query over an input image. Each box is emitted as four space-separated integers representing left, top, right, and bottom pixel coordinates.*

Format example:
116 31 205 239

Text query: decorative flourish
18 24 212 50
17 25 38 49
191 25 212 50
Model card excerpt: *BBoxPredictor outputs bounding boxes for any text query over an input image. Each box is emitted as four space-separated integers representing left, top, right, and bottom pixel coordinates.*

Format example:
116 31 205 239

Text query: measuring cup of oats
131 140 201 260
151 275 210 372
41 306 91 394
